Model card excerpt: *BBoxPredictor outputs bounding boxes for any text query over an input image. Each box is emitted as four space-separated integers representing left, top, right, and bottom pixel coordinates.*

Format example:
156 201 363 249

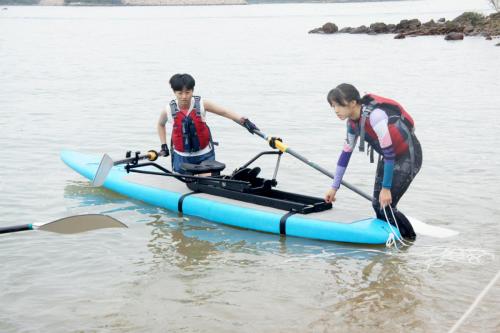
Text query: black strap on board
177 191 198 214
279 210 297 235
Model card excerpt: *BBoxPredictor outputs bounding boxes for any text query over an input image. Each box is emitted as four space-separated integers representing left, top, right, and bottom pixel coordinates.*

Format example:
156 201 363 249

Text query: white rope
388 206 413 247
383 205 411 248
385 232 398 249
448 269 500 333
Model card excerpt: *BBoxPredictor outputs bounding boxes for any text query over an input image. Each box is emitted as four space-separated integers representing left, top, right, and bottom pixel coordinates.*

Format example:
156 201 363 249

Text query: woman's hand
325 188 337 203
379 188 392 208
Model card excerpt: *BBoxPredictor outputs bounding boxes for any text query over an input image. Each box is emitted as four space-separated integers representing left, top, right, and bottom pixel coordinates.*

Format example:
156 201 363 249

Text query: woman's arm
370 108 395 207
331 123 358 190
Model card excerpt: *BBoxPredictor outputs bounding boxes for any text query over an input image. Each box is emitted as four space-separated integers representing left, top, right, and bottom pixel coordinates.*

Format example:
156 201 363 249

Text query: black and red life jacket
170 96 211 153
353 93 415 158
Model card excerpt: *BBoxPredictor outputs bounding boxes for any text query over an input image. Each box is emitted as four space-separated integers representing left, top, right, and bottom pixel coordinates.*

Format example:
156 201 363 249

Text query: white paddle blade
37 214 127 234
92 154 114 187
408 216 459 238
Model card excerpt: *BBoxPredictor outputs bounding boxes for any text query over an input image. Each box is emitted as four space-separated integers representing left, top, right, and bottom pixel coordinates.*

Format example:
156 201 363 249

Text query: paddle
0 214 127 235
250 129 461 238
252 129 372 201
92 150 160 187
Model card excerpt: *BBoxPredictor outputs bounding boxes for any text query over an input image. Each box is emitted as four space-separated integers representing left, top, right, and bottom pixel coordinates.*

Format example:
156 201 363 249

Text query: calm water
1 1 500 332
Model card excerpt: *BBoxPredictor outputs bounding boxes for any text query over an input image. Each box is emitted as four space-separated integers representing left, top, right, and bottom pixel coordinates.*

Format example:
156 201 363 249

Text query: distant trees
64 0 122 4
0 0 38 4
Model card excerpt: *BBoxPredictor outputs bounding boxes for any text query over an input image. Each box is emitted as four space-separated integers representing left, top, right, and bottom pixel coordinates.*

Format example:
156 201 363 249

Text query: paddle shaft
113 150 159 166
92 150 161 187
0 224 32 234
253 129 373 202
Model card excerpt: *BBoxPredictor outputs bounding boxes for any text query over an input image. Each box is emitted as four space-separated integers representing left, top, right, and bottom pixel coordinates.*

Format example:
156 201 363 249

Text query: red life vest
170 96 211 153
357 94 415 157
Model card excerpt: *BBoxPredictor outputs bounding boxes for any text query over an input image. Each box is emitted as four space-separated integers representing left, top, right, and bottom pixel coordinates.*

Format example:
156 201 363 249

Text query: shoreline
4 0 248 5
0 0 444 6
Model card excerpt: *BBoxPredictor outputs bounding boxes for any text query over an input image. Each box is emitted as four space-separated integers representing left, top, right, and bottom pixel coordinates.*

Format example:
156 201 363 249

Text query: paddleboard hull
61 150 399 244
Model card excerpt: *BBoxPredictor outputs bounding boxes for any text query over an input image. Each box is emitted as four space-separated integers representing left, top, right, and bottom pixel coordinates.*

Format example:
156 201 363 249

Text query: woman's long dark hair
326 83 361 106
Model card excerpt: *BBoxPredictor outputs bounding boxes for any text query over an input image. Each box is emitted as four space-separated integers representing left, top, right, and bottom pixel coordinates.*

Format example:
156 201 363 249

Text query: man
157 73 258 173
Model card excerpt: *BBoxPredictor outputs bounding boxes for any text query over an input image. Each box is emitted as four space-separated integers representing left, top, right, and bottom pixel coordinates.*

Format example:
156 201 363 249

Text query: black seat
180 160 226 175
231 167 261 181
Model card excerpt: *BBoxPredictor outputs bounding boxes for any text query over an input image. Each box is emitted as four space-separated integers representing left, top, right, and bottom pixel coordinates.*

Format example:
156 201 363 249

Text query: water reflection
64 180 126 206
143 211 399 270
308 251 425 332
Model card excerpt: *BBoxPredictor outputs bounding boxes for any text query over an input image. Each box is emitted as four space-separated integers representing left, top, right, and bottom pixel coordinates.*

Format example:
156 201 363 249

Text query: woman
324 83 422 240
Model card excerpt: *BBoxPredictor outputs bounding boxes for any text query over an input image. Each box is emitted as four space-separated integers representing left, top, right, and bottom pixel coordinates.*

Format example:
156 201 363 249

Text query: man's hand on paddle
241 118 259 134
268 137 283 149
160 143 170 157
324 188 337 203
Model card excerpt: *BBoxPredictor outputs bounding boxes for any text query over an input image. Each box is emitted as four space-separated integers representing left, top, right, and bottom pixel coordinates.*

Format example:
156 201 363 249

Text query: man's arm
204 99 259 134
203 99 245 124
157 108 169 144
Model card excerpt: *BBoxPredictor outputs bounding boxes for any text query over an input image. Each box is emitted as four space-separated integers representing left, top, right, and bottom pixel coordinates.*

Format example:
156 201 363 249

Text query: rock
422 19 437 28
464 25 475 34
496 42 500 46
445 32 464 40
396 19 421 32
394 33 406 39
387 24 396 33
351 25 369 34
444 21 464 33
322 22 338 34
396 19 410 30
370 22 389 33
421 20 441 35
453 12 486 26
438 17 446 23
485 35 492 40
309 22 338 34
339 27 353 33
483 13 500 36
408 19 422 30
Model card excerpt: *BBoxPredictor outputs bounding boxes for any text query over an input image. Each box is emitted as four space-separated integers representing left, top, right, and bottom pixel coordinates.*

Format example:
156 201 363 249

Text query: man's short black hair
169 73 195 91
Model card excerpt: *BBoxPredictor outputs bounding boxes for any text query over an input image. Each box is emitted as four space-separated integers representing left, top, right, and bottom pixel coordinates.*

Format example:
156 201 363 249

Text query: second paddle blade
92 153 114 187
37 214 127 234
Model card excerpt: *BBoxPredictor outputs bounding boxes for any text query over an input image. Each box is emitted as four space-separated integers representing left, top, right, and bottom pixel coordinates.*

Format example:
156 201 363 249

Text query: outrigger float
61 131 402 244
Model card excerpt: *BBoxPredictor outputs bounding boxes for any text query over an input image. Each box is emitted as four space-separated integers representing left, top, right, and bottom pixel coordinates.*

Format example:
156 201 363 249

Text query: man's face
174 88 193 108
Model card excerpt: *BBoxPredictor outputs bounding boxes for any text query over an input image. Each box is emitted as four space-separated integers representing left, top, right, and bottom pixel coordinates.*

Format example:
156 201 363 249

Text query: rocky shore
309 12 500 43
121 0 245 4
5 0 247 5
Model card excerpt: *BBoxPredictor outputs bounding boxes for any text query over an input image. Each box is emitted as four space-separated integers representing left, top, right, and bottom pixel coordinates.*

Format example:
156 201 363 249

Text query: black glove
242 118 259 134
160 143 170 157
269 137 283 149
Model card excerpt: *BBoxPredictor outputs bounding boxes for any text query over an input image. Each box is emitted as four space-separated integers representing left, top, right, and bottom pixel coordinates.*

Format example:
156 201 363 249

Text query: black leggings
372 136 422 239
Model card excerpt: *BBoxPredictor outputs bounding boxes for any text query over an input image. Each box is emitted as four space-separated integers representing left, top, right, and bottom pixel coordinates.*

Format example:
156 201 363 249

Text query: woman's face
330 100 356 121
